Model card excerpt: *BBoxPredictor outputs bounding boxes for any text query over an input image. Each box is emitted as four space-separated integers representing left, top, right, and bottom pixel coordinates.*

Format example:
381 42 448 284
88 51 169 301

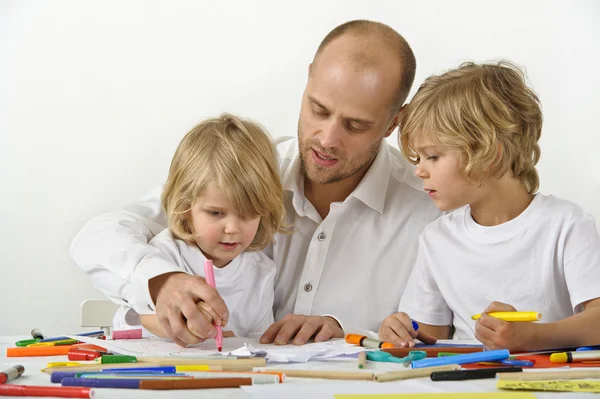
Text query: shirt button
317 232 326 241
147 305 153 311
304 283 313 292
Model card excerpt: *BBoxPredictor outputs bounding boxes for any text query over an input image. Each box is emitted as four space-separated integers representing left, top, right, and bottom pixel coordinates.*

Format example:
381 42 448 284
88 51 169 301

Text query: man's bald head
312 20 416 114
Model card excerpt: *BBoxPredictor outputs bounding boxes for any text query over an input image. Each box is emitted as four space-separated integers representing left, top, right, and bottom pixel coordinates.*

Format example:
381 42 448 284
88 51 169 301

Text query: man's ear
384 104 406 138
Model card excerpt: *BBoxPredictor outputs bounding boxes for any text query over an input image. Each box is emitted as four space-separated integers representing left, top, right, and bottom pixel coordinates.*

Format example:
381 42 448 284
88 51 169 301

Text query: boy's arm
477 298 600 351
379 312 447 347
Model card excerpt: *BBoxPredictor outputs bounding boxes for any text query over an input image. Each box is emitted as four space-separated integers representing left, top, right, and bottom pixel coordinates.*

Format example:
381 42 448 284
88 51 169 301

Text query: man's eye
346 123 362 132
313 108 329 118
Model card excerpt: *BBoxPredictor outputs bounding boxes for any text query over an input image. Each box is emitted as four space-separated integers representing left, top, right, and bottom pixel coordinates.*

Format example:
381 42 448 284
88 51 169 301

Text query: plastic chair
80 299 119 335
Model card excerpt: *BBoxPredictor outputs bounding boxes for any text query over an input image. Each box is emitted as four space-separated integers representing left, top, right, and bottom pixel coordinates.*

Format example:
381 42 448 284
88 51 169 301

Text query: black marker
431 366 522 381
31 328 44 340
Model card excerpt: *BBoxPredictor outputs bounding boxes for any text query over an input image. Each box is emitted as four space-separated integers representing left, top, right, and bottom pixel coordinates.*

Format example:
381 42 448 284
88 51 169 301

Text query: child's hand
379 312 436 347
475 301 536 351
185 301 228 340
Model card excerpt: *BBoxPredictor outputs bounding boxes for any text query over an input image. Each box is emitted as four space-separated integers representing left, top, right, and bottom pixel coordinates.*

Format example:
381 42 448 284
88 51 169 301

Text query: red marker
0 384 93 398
0 365 24 383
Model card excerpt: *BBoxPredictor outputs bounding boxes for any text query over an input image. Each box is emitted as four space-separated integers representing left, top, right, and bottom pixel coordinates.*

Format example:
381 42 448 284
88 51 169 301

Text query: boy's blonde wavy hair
162 113 285 251
399 61 543 193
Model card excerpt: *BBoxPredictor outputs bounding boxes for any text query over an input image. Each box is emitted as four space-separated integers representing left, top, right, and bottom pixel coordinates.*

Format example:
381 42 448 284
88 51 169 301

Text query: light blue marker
411 349 510 369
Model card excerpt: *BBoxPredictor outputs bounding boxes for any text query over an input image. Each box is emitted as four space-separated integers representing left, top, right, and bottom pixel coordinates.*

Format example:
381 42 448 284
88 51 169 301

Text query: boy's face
190 182 260 268
411 135 481 212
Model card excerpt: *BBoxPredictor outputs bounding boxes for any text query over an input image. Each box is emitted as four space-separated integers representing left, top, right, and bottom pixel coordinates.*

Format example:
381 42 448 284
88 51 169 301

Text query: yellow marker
471 312 541 322
550 350 600 363
175 365 211 372
46 362 83 368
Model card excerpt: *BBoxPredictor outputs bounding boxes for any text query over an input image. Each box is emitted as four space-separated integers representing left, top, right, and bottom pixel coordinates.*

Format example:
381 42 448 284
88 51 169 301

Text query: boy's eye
207 211 223 217
427 155 439 161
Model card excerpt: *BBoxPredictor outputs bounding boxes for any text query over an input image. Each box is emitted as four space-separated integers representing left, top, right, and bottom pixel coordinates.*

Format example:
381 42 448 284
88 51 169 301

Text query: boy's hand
378 312 437 347
475 301 536 351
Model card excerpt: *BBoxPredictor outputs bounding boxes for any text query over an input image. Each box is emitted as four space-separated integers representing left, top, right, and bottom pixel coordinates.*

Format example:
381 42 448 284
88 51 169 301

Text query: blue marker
411 349 510 369
499 359 534 367
576 346 600 351
41 330 105 343
105 366 176 373
79 372 187 379
412 321 419 331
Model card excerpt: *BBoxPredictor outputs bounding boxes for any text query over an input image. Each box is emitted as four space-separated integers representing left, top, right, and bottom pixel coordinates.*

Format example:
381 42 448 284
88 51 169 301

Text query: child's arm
140 314 171 339
475 299 600 351
379 311 448 347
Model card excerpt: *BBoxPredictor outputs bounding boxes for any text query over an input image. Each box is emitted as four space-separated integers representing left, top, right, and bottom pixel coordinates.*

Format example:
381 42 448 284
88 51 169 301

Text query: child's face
411 135 481 212
190 182 261 268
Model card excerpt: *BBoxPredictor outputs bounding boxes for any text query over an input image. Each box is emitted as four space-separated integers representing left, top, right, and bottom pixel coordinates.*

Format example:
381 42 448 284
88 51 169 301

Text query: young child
379 62 600 352
113 113 286 339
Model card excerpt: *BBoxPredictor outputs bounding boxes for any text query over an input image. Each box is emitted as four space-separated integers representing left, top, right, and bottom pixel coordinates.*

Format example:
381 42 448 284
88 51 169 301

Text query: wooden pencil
375 364 461 382
357 351 367 369
497 369 600 381
260 369 374 380
138 356 265 368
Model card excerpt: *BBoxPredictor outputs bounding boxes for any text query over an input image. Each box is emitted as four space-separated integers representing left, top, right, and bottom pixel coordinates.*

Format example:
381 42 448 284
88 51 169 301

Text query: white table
1 336 597 398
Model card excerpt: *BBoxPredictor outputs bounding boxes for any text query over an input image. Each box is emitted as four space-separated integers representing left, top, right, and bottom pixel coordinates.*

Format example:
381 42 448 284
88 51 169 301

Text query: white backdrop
1 0 599 335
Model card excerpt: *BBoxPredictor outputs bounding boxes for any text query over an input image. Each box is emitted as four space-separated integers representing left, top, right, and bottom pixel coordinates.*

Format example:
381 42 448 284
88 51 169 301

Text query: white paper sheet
70 336 368 363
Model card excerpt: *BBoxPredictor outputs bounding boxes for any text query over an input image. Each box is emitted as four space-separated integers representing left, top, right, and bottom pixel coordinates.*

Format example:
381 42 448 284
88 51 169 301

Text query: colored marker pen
345 334 394 349
0 365 24 384
411 349 510 369
204 259 223 352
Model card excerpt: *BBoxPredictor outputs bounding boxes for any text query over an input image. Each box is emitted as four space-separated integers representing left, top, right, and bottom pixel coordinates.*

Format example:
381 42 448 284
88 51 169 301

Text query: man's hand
379 312 437 347
475 301 536 351
149 272 229 347
260 314 344 345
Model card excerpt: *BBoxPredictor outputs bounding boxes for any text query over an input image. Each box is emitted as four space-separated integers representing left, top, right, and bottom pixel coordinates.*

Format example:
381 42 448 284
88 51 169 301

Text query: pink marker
204 259 223 352
112 328 143 340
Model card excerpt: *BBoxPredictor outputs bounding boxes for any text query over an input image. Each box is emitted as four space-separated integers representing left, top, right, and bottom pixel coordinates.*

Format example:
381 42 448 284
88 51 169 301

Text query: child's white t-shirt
113 229 275 338
399 193 600 340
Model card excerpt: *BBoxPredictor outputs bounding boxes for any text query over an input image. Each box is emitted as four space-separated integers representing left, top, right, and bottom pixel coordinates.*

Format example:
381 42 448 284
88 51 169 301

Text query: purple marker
61 377 141 389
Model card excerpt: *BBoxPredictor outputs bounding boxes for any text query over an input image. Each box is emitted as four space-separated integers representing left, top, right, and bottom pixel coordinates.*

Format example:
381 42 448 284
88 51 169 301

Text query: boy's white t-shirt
399 193 600 340
113 229 275 338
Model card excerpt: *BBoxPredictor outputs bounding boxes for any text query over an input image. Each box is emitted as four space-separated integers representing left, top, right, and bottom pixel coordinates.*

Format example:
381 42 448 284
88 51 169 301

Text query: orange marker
6 343 106 357
345 334 394 349
7 346 73 357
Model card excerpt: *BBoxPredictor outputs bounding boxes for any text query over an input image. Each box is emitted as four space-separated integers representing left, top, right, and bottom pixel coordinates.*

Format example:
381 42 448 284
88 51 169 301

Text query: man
71 20 440 347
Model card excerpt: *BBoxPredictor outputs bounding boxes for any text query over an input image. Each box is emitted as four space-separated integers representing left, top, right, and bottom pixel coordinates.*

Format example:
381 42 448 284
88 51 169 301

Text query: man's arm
70 186 171 311
70 186 228 346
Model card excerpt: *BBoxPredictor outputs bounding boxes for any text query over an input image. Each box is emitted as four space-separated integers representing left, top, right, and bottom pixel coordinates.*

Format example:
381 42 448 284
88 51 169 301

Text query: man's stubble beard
297 119 382 185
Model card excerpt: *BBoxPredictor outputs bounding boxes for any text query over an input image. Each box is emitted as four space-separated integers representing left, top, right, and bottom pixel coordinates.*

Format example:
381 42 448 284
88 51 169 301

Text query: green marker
99 355 137 364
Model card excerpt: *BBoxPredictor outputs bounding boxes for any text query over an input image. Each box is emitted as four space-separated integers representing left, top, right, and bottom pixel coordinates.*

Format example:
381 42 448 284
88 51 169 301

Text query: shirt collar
281 140 391 215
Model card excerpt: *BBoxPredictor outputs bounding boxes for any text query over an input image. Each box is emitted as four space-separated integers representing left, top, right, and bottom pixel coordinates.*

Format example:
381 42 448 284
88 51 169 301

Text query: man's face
298 40 401 185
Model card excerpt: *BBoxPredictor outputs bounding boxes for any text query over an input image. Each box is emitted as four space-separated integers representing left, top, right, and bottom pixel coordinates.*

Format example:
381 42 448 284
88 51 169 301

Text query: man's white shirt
71 137 440 332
